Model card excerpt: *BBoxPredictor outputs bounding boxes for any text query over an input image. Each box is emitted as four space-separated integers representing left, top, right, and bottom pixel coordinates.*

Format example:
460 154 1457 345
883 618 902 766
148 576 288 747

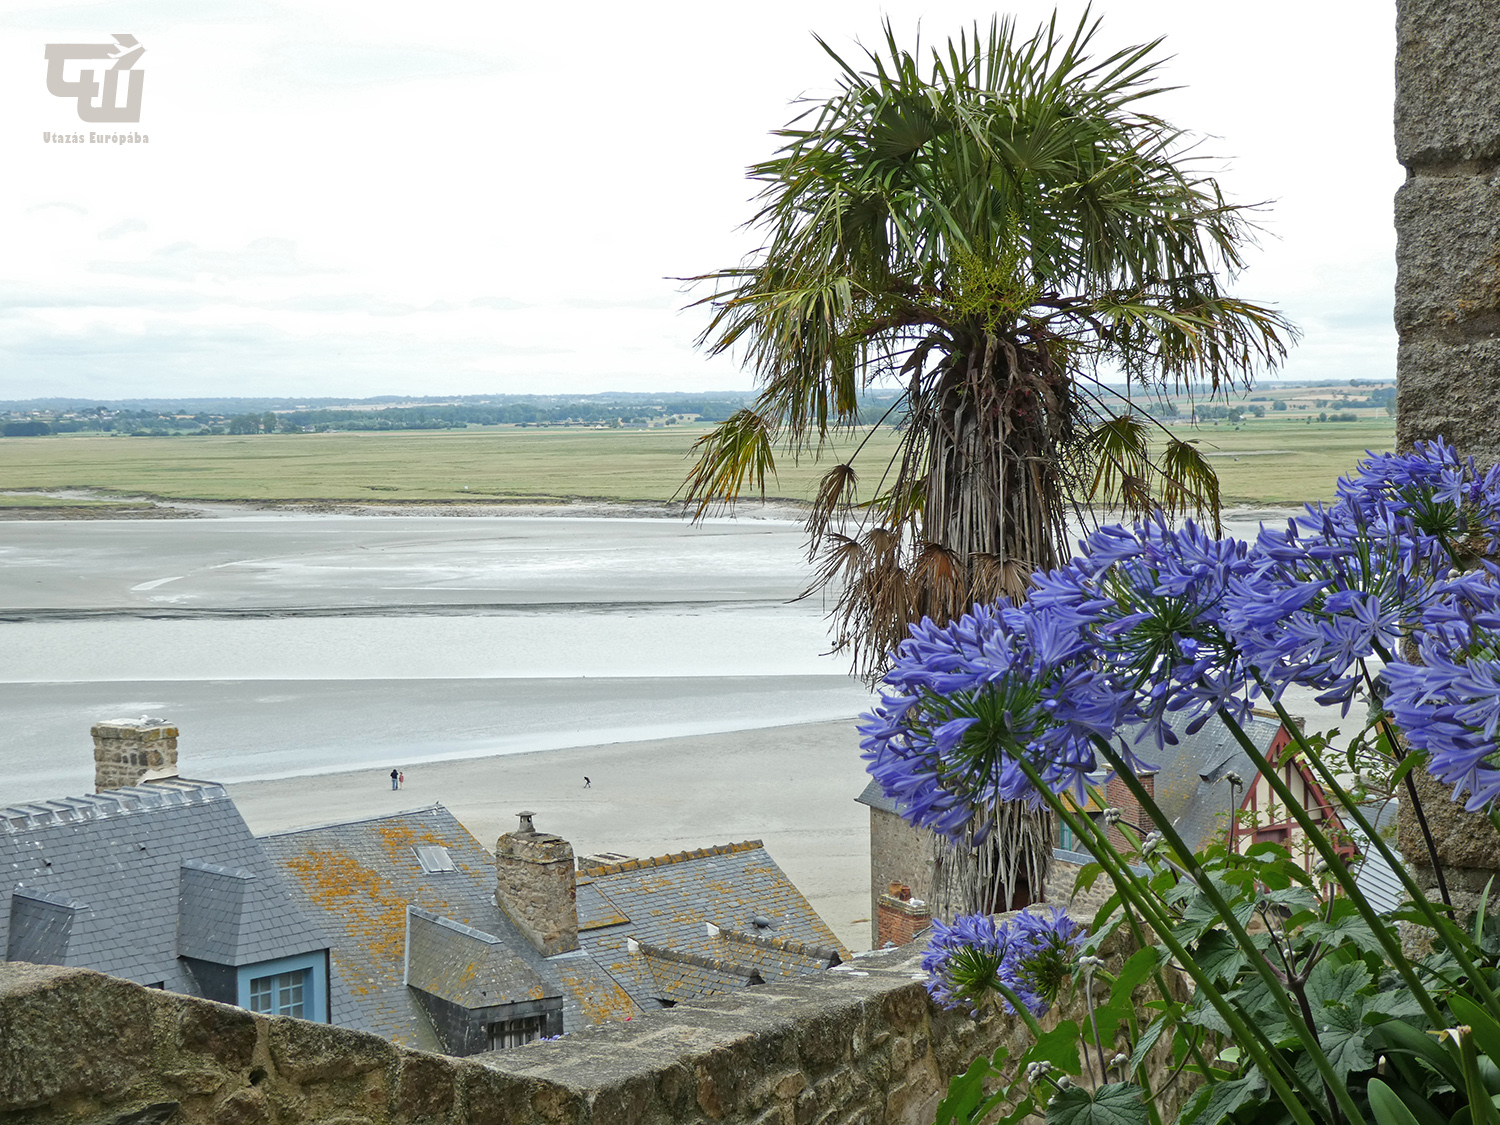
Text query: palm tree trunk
915 335 1068 913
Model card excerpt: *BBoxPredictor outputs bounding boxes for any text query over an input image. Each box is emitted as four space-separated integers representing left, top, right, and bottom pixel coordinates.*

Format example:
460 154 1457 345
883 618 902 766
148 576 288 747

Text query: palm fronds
686 8 1294 678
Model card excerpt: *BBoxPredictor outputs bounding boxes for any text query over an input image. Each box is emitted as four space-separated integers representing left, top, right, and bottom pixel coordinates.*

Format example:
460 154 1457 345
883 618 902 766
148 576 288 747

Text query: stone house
4 718 848 1059
0 755 333 1022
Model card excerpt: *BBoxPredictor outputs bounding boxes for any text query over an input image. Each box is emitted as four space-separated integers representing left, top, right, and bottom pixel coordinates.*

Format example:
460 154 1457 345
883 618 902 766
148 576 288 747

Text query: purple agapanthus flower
1384 570 1500 812
859 602 1129 839
1333 438 1500 569
922 907 1085 1015
1226 504 1429 713
1030 517 1254 751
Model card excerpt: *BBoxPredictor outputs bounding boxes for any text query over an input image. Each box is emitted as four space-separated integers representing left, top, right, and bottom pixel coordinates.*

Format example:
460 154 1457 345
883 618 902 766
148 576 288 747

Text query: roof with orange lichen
259 803 624 1048
576 839 847 1011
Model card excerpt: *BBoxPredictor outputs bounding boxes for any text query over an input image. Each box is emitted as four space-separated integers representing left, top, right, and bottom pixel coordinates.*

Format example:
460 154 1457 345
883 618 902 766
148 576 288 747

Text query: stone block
1396 334 1500 458
1397 0 1500 166
392 1050 456 1122
177 998 258 1071
1396 172 1500 331
267 1015 397 1084
0 964 155 1112
1397 765 1500 868
215 1086 271 1125
460 1063 542 1125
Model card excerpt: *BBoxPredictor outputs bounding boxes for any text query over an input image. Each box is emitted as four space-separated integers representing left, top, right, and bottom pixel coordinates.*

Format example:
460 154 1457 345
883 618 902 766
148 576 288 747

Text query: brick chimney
875 884 931 948
495 812 578 956
92 719 178 792
1105 770 1156 854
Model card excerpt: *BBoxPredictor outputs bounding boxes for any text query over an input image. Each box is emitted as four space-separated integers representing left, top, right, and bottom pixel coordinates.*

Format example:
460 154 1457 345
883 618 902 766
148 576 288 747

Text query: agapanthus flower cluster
1031 517 1255 749
861 440 1500 843
1333 438 1500 568
1225 504 1430 713
921 907 1085 1015
859 602 1128 835
1384 571 1500 812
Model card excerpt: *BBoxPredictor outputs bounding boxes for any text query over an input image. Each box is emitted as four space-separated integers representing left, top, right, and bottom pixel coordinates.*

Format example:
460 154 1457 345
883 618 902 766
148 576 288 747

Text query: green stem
1092 737 1367 1125
992 980 1046 1040
1015 757 1329 1125
1255 689 1500 1020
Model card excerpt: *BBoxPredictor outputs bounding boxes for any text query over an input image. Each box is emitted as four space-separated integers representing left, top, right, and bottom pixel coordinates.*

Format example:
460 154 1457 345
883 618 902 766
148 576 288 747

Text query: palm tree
683 12 1294 914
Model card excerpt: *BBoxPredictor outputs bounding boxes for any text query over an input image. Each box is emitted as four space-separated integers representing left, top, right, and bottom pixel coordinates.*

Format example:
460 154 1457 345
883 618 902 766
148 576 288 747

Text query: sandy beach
226 718 874 953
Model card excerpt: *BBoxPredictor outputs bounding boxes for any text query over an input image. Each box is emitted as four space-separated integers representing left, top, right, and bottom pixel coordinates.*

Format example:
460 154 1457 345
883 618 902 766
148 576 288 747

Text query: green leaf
1369 1078 1425 1125
1366 989 1426 1021
1262 886 1320 915
1372 1020 1463 1089
936 1052 995 1125
1449 994 1500 1067
1023 1020 1083 1077
1182 1070 1266 1125
1305 958 1373 1012
1313 1001 1377 1082
1172 880 1257 945
1046 1083 1149 1125
1126 1013 1171 1076
1182 992 1233 1037
1391 750 1427 789
1192 929 1249 988
1303 897 1391 957
1073 861 1105 894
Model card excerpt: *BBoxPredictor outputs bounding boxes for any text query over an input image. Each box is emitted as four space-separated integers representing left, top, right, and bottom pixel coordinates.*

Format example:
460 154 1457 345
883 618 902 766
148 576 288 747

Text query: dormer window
413 845 455 873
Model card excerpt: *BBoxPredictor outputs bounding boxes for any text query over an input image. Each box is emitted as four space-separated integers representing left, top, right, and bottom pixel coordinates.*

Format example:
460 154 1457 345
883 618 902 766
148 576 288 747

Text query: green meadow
0 415 1395 510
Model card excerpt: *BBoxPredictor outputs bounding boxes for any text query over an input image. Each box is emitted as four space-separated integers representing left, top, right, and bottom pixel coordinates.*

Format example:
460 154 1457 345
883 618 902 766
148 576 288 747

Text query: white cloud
0 0 1401 398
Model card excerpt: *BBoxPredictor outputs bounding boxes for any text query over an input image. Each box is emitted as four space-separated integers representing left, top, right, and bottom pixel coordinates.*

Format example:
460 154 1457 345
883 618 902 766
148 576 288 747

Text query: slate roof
259 805 638 1048
1141 714 1278 853
636 943 763 1003
1350 799 1404 913
405 908 551 1009
0 779 327 992
577 840 849 1011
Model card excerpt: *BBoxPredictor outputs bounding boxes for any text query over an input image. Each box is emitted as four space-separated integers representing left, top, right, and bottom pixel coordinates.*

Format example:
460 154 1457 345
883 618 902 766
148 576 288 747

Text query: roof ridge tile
583 839 764 877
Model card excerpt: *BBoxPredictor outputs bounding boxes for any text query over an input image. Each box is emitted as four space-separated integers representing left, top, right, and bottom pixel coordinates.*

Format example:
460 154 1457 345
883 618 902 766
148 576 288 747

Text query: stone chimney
92 719 178 792
495 812 578 956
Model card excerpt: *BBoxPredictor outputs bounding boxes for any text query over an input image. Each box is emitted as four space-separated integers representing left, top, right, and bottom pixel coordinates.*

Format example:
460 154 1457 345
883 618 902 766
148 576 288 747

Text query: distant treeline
0 391 906 436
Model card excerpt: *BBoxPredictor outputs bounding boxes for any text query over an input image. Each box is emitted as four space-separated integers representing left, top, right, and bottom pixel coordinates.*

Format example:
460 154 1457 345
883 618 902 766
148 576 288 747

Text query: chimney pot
516 811 536 834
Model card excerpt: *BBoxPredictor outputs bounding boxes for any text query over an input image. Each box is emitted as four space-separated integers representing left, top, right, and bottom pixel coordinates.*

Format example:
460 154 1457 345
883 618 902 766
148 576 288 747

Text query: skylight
413 845 455 873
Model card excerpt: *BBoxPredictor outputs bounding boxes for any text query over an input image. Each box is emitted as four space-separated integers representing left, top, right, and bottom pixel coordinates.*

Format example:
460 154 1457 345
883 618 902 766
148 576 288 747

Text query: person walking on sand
399 771 405 788
584 776 591 788
390 768 399 791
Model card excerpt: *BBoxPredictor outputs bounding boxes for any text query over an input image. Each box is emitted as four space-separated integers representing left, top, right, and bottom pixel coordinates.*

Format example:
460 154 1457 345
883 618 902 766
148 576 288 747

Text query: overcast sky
1 0 1399 401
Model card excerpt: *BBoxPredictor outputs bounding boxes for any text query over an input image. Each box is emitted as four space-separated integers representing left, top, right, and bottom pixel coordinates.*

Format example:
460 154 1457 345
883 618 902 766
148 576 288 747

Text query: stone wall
866 808 938 946
1394 0 1500 937
1 939 1184 1125
1394 0 1500 457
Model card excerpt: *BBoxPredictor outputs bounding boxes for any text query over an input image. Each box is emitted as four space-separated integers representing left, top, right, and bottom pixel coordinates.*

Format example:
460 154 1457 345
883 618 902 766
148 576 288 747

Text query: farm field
0 414 1396 509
